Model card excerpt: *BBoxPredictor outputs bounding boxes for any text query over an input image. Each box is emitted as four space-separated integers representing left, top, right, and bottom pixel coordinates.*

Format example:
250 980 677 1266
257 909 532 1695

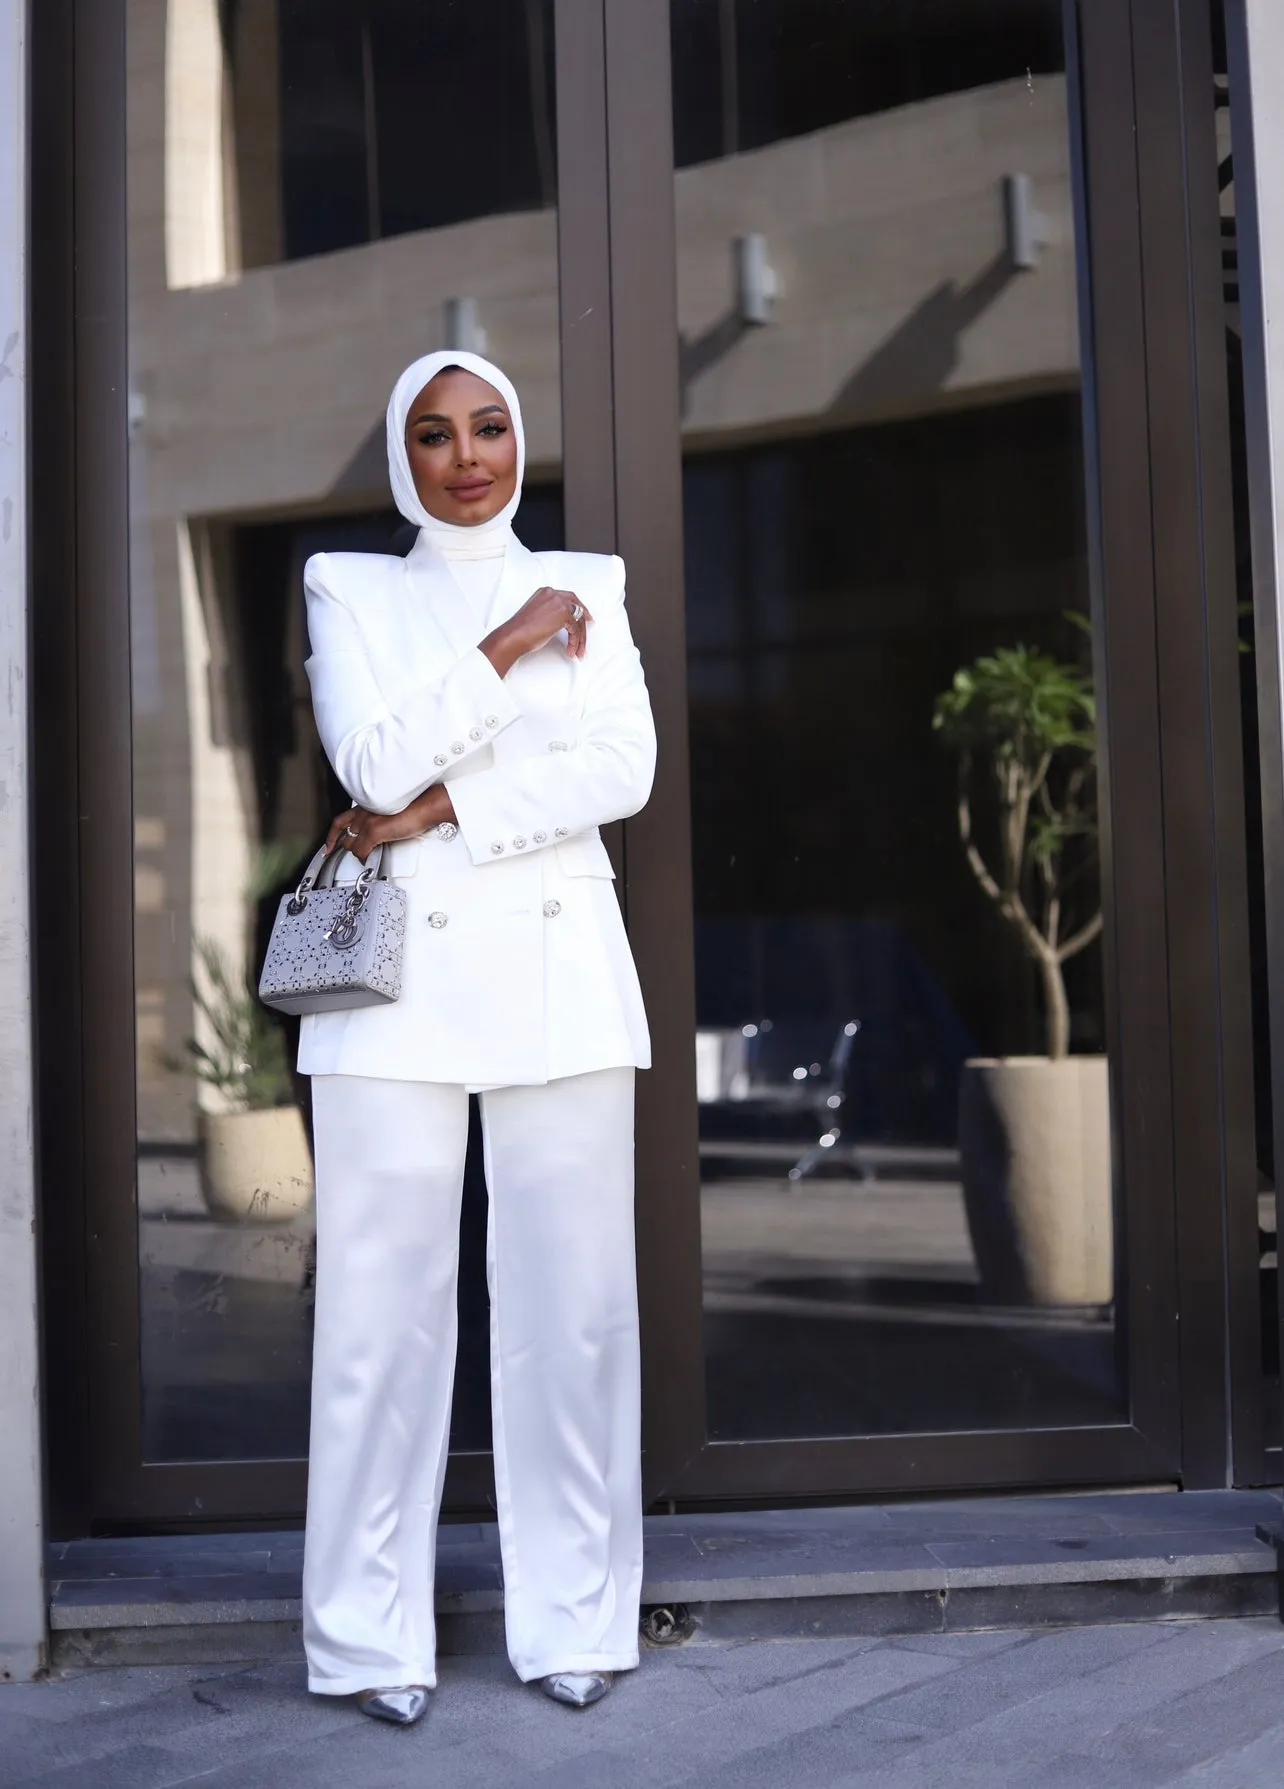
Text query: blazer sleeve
304 553 522 814
448 557 657 866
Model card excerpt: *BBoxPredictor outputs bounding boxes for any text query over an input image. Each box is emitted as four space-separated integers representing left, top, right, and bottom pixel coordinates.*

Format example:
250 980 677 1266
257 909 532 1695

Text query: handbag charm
259 840 407 1016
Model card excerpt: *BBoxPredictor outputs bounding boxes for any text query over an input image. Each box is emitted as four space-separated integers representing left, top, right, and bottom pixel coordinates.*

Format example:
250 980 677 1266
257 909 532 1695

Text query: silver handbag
258 841 408 1016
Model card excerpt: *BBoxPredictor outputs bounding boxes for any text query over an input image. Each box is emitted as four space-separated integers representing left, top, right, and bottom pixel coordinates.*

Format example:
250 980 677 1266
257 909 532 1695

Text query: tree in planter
184 935 294 1112
176 936 315 1225
933 643 1101 1060
175 842 308 1111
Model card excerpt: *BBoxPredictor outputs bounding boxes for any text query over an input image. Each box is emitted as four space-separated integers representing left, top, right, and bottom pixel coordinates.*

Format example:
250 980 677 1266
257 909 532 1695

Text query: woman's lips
446 479 494 502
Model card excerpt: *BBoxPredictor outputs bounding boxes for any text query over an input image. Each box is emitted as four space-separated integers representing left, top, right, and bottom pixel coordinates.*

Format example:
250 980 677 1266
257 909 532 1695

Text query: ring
343 825 358 839
570 602 584 622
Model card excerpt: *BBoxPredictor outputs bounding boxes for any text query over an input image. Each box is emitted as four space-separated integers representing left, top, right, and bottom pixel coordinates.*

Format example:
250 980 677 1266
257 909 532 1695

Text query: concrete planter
200 1105 314 1224
959 1055 1112 1306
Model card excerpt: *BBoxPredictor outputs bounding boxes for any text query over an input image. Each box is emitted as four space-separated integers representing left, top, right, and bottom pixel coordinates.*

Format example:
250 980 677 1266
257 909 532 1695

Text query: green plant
181 936 294 1112
933 643 1102 1060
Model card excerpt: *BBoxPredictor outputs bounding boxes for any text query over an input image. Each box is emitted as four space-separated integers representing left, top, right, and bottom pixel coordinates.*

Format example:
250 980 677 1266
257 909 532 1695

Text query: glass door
60 0 1211 1527
74 0 615 1525
619 0 1185 1499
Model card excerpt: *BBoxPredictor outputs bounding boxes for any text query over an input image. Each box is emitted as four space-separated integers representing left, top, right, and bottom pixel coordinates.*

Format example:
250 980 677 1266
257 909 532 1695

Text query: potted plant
184 937 314 1224
933 642 1111 1306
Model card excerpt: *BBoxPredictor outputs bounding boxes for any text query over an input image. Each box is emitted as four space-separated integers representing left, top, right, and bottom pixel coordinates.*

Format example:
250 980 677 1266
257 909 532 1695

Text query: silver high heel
541 1671 613 1708
356 1685 431 1725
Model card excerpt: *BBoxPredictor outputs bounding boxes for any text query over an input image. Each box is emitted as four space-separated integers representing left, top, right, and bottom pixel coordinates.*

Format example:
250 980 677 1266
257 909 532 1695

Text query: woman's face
404 367 518 526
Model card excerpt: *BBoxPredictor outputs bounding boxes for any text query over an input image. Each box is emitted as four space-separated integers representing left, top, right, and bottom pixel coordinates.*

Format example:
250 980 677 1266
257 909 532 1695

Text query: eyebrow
409 404 506 427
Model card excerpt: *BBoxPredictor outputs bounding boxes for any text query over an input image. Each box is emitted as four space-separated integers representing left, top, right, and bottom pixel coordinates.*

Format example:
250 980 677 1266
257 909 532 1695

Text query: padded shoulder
304 550 406 601
531 549 627 609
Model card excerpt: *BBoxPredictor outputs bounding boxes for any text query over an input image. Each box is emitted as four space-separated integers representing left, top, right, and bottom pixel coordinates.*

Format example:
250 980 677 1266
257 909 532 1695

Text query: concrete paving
8 1615 1284 1787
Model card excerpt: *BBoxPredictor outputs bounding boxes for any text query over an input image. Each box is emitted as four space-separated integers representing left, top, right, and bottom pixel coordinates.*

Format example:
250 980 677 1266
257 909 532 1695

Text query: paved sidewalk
8 1616 1284 1787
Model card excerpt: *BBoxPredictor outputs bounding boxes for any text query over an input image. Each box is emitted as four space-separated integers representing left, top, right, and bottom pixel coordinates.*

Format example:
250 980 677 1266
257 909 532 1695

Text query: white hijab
386 349 525 547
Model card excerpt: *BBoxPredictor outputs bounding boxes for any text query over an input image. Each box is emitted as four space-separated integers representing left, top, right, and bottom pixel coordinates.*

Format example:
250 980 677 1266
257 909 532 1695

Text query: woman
298 350 654 1723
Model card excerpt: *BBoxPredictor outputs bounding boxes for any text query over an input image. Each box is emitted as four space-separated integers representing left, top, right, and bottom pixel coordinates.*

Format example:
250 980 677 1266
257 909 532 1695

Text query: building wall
125 0 1080 1139
131 67 1074 519
0 0 46 1682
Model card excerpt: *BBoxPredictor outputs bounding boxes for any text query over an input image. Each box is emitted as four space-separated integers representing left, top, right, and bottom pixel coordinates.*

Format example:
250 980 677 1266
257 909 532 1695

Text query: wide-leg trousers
302 1067 643 1694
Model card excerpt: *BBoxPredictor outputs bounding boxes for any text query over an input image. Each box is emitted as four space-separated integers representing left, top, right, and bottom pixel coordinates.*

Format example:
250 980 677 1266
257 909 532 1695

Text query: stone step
48 1489 1284 1669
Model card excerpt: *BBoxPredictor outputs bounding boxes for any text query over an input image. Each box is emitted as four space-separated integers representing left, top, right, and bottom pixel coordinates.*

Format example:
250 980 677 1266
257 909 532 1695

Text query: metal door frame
34 0 625 1529
1225 0 1284 1487
613 0 1255 1502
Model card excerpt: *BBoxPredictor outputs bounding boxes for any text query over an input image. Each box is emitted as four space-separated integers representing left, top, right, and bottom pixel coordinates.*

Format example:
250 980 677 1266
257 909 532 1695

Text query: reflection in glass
672 0 1124 1440
129 0 560 1461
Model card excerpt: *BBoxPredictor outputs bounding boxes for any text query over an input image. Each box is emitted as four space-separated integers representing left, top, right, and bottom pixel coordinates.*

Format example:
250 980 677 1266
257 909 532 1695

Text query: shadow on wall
330 418 390 505
680 250 1019 425
830 253 1019 420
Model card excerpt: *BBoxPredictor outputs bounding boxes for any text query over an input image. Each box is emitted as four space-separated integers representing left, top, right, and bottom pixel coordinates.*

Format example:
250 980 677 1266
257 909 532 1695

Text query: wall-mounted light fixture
734 233 778 325
444 296 487 354
1002 173 1050 271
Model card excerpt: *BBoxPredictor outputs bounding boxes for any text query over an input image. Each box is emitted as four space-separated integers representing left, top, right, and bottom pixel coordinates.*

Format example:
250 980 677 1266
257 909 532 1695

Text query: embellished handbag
258 841 407 1016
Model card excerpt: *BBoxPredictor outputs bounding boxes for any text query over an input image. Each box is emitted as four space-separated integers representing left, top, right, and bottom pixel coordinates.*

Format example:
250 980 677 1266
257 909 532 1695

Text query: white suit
299 351 653 1695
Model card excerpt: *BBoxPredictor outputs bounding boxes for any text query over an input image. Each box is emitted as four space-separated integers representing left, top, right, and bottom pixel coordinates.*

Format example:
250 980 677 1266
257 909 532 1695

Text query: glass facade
670 0 1122 1440
127 0 561 1462
33 0 1260 1523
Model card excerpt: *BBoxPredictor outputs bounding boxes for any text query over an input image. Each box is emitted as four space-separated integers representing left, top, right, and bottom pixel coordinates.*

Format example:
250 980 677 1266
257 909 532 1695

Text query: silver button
450 741 466 756
548 739 569 752
533 830 547 844
491 841 505 855
543 900 562 918
428 911 448 929
513 836 527 850
554 827 568 839
433 753 448 767
485 714 499 728
469 727 483 742
434 822 457 842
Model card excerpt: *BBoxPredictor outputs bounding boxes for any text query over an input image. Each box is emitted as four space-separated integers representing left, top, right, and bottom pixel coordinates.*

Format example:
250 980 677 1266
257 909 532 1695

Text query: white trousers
302 1068 643 1693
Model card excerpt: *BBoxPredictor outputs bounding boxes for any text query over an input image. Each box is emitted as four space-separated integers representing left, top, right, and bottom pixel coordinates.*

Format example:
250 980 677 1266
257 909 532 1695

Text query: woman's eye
417 429 450 448
478 422 507 438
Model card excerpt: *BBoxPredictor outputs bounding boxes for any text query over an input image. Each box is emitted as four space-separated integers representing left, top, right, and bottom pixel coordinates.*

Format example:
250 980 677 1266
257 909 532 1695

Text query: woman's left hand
326 785 457 863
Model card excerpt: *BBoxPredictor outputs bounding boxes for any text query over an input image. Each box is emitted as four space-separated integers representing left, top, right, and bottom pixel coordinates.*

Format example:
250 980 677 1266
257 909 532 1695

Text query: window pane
128 0 560 1462
671 0 1125 1440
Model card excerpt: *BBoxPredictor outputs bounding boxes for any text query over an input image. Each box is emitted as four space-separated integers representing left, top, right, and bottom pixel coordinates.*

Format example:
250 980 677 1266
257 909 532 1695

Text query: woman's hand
481 586 593 679
326 785 457 864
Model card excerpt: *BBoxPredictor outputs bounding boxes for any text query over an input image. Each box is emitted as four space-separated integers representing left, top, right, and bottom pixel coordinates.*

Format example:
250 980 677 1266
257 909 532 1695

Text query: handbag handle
315 839 391 891
287 838 391 913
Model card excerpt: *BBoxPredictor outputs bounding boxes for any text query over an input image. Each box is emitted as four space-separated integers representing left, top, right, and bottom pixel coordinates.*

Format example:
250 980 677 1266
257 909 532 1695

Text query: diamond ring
343 825 358 839
570 602 584 622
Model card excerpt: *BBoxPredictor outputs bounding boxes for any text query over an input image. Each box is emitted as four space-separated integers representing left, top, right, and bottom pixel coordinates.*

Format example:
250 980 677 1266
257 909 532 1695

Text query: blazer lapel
403 533 547 656
402 533 483 659
486 538 545 631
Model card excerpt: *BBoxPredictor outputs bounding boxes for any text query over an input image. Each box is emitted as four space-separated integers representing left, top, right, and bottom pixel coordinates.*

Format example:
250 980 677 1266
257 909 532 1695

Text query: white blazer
296 533 655 1087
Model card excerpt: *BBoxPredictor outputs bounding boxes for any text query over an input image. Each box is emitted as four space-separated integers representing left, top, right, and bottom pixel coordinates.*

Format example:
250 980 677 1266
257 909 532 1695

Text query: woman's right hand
482 587 593 678
325 784 455 863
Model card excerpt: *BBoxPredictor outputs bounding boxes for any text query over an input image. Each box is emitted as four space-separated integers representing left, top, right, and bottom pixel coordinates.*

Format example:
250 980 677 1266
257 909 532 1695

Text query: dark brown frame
1224 0 1284 1486
1129 0 1261 1491
613 0 1256 1502
34 0 631 1529
31 0 1265 1530
615 0 1183 1502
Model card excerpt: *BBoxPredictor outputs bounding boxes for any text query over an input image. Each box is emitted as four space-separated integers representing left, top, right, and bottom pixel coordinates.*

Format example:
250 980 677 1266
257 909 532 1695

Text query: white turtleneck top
437 531 507 623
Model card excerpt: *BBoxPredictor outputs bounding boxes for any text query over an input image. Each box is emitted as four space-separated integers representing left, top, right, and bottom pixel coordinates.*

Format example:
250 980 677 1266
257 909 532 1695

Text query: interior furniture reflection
695 918 974 1185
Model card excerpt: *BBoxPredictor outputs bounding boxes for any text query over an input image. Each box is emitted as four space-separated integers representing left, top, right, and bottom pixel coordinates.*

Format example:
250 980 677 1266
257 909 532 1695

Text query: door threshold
47 1488 1284 1670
